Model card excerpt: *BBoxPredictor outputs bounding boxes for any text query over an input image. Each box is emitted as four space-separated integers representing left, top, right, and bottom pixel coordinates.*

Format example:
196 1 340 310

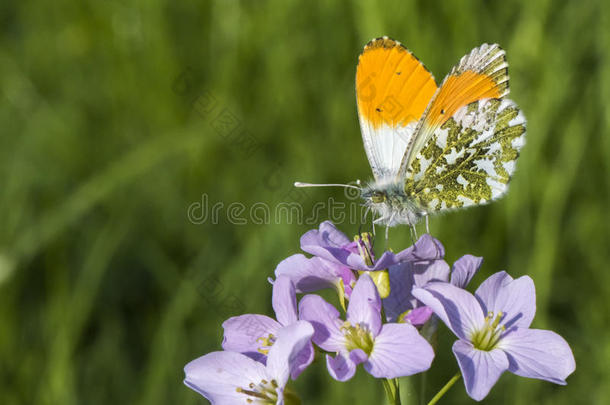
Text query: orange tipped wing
356 37 437 180
400 43 510 175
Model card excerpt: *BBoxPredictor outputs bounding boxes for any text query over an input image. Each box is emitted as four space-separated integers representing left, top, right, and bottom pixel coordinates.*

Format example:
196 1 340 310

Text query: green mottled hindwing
404 98 526 212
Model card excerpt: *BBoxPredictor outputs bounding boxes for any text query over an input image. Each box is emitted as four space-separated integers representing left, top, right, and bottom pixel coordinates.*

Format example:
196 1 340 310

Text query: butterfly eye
371 191 386 203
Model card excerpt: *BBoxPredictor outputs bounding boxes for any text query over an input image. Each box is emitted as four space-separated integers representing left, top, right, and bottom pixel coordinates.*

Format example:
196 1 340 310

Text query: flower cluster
184 221 575 404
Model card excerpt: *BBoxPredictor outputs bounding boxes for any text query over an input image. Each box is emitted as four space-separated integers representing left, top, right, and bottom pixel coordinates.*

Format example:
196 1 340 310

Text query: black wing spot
376 108 382 112
396 71 401 75
441 109 445 114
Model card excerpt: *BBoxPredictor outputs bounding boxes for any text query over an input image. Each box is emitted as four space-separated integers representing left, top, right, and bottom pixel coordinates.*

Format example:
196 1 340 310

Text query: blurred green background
1 0 609 404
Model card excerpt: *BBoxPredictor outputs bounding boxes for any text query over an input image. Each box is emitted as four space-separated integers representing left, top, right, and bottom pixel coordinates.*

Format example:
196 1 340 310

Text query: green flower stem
382 378 401 405
427 372 461 405
420 371 428 404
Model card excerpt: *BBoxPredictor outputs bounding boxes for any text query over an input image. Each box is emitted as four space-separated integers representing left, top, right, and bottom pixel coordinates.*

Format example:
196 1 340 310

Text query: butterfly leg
410 224 419 242
384 212 397 247
373 216 386 236
373 216 385 224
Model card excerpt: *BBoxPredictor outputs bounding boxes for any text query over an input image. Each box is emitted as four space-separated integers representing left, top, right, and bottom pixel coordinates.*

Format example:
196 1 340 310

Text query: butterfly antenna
294 182 361 190
425 215 430 234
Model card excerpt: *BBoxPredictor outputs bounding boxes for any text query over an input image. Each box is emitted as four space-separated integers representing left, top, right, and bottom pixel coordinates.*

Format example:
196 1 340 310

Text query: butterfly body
361 180 424 226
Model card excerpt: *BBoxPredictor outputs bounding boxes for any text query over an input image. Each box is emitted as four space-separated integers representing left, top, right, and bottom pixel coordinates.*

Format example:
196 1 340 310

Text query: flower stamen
470 311 505 351
236 379 279 404
256 333 276 355
341 320 375 355
354 233 375 266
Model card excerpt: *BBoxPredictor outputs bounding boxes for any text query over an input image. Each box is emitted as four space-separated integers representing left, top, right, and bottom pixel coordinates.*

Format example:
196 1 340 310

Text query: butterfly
297 37 526 232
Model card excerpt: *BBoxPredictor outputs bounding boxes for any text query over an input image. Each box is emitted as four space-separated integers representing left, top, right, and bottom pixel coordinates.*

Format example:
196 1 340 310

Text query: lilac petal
267 320 314 387
347 274 382 336
326 349 367 381
383 259 449 322
275 254 348 294
365 323 434 378
364 251 406 271
499 328 575 384
403 306 433 326
272 275 297 326
298 294 346 352
222 314 281 363
383 262 416 322
412 259 450 287
329 261 357 300
408 233 445 261
289 338 315 380
301 221 351 251
475 271 536 329
184 351 268 404
341 268 357 298
300 221 352 264
453 340 509 401
272 279 316 380
450 255 483 288
412 282 485 339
